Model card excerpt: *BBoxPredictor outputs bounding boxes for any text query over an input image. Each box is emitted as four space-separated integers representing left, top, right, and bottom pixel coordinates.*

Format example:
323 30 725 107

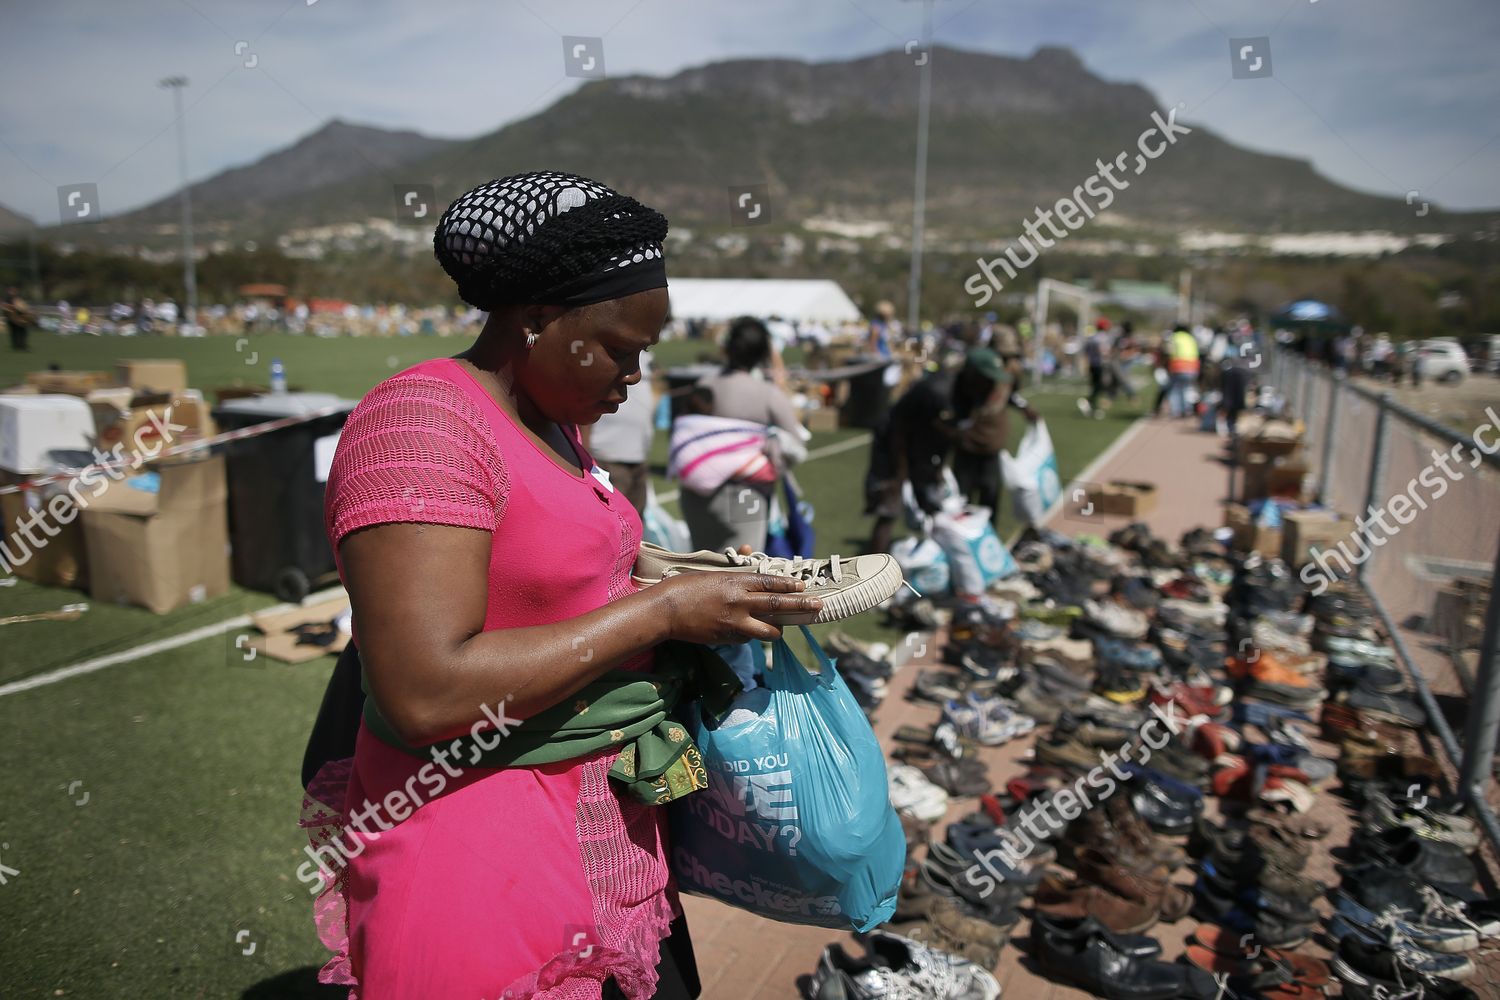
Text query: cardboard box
803 407 839 433
1234 416 1304 463
81 454 230 614
116 359 188 395
1224 502 1282 557
1281 509 1359 567
25 371 115 396
1088 480 1158 517
1240 455 1309 503
0 471 89 588
89 391 215 453
1239 437 1303 464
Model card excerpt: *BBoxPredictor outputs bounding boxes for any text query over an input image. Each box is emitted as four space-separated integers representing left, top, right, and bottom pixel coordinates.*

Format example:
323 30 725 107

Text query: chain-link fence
1265 346 1500 855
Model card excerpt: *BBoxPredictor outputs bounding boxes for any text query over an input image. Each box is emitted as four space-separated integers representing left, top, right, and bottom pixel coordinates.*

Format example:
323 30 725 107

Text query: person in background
680 317 808 552
580 348 657 516
867 300 900 359
1077 318 1111 417
1109 321 1139 404
1220 350 1254 439
953 348 1038 523
3 288 32 352
864 360 955 555
1166 322 1201 418
863 351 1038 552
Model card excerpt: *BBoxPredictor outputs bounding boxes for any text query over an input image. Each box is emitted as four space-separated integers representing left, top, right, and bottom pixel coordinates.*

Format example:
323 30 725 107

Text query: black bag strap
300 640 366 790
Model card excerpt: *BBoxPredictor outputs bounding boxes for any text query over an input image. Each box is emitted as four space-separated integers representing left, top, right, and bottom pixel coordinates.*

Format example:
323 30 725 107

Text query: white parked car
1415 339 1468 382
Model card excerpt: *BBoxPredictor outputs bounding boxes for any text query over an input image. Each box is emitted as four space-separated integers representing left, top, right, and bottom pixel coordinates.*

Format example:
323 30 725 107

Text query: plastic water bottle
269 357 287 394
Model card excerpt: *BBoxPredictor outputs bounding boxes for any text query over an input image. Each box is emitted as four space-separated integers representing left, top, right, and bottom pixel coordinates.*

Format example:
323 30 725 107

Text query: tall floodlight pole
904 0 935 335
159 76 197 332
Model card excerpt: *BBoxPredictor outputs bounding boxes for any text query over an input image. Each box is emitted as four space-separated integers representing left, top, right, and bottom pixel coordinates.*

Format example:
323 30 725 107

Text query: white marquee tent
666 278 863 325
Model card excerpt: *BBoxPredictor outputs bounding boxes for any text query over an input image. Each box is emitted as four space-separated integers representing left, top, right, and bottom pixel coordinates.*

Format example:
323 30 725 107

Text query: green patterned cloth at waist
359 640 741 804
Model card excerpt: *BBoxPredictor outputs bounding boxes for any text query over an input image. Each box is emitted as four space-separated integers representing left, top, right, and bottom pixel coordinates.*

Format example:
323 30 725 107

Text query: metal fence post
1358 393 1392 586
1318 372 1342 506
1459 540 1500 798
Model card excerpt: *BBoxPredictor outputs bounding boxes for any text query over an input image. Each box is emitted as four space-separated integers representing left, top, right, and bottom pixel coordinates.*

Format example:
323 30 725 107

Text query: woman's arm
341 522 819 746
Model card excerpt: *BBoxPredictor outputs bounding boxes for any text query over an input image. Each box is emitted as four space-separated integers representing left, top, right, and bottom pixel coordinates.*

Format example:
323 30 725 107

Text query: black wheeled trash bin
211 392 357 602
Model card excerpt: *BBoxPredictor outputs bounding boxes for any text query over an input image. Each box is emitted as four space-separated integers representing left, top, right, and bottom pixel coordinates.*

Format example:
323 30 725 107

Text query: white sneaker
812 931 1001 1000
633 543 904 625
888 765 950 822
1083 599 1149 639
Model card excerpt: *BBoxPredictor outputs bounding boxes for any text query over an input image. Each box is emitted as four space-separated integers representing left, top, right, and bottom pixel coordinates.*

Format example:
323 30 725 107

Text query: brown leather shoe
1106 796 1188 871
1034 872 1159 934
1073 847 1192 922
1034 732 1102 771
1338 749 1442 785
1058 810 1164 873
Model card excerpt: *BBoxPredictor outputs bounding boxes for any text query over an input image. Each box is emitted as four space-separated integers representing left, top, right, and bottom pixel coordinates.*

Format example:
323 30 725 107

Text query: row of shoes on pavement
810 524 1497 1000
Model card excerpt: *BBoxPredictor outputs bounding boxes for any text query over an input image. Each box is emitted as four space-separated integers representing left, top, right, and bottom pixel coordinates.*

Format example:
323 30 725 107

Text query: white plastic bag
931 506 1017 595
1000 420 1062 525
890 534 950 598
900 466 964 533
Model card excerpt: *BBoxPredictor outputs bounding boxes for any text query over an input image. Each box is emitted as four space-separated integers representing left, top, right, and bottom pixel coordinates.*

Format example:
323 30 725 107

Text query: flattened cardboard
245 594 351 663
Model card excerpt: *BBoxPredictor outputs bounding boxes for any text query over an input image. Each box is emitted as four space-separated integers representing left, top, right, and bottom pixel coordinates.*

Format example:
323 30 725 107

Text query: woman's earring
525 330 539 349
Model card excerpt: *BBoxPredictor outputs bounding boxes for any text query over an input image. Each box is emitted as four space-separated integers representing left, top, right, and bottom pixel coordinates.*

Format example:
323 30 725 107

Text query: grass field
0 332 1145 998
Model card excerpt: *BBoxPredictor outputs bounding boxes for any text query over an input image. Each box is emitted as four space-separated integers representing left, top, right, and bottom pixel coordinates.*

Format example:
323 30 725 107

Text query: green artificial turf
0 332 1141 997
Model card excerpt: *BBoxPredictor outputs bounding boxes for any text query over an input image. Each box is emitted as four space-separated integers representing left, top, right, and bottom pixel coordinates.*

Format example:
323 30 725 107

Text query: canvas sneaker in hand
632 542 903 625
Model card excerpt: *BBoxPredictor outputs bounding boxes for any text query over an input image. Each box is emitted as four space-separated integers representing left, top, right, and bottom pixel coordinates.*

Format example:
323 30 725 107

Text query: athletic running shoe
632 542 903 624
888 765 951 822
809 930 1002 1000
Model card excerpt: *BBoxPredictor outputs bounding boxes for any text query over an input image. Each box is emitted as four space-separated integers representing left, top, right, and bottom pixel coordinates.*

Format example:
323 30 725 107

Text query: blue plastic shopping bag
669 627 904 931
765 475 816 559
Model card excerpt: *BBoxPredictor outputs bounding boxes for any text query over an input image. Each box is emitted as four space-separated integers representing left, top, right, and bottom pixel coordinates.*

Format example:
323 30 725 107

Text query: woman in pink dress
304 172 822 999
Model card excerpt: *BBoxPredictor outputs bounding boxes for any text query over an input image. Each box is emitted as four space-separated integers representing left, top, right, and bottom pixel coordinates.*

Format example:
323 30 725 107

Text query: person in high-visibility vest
1166 323 1200 418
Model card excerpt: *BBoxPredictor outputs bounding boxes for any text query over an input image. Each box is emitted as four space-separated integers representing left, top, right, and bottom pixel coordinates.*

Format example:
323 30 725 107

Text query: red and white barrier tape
0 403 351 496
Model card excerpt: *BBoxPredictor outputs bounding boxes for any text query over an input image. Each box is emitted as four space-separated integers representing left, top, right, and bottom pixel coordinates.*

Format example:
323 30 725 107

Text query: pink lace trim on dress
299 757 359 991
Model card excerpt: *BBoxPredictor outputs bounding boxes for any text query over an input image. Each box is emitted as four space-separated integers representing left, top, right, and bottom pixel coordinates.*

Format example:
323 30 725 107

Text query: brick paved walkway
679 416 1500 999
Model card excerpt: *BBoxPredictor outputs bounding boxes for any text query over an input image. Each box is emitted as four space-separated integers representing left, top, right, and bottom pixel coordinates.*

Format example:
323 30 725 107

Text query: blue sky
1 0 1496 226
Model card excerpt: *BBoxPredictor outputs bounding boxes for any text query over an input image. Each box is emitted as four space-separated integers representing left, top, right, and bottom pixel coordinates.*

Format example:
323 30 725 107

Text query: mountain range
27 45 1497 252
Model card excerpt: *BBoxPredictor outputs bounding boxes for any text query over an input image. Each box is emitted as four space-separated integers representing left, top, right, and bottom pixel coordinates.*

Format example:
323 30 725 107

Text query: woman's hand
654 573 821 644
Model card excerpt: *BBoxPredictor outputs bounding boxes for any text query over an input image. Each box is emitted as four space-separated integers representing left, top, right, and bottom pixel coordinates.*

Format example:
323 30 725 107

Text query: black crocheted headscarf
433 171 669 311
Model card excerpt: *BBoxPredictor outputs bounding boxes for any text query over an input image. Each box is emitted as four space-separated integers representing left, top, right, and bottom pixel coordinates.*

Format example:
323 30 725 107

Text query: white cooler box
0 394 96 475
